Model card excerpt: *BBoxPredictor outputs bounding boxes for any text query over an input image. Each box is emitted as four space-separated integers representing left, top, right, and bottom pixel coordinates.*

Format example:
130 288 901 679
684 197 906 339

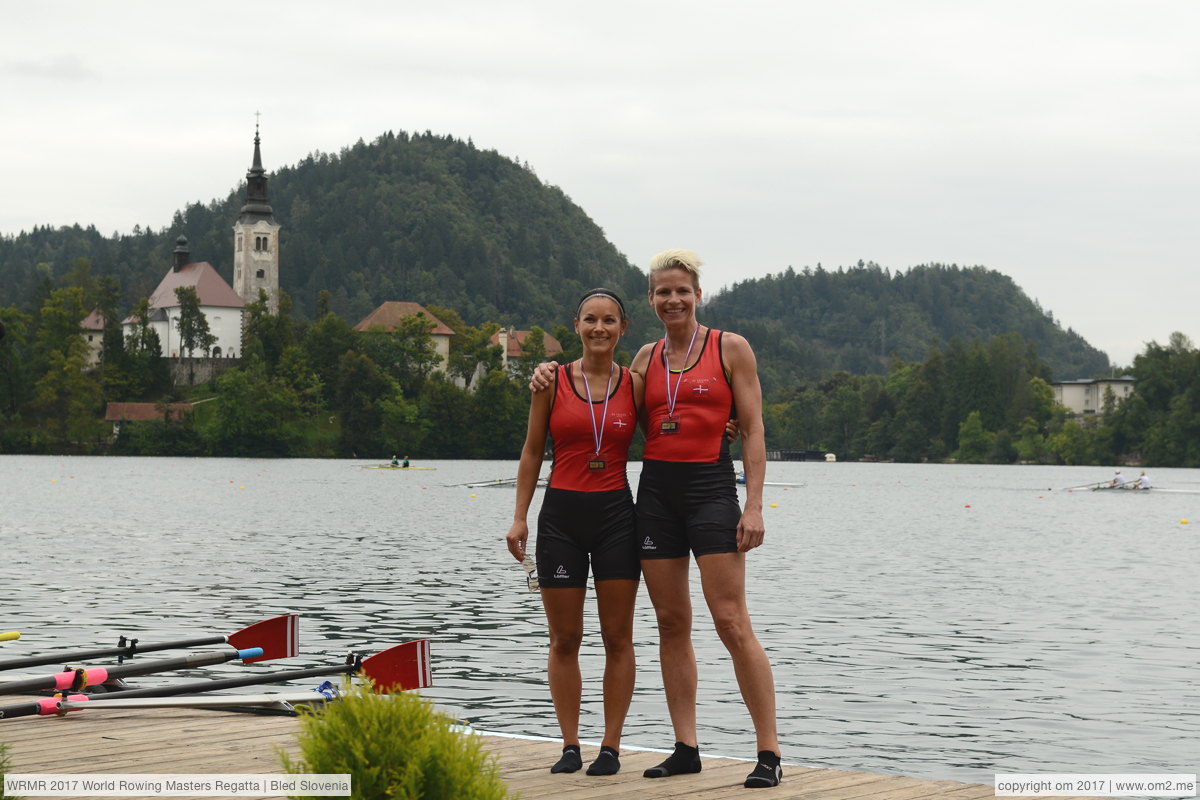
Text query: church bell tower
232 123 281 313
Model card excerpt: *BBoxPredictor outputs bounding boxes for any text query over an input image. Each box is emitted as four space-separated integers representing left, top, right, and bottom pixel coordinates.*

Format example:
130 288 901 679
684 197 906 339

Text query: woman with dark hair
506 288 642 777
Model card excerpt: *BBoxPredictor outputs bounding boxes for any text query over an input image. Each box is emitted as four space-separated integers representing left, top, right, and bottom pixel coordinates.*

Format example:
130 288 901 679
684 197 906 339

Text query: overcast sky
4 1 1198 368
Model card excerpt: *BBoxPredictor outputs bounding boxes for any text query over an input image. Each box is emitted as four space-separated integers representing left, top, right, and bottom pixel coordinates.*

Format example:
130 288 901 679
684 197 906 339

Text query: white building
355 301 455 373
124 237 245 358
121 127 282 361
1052 377 1136 415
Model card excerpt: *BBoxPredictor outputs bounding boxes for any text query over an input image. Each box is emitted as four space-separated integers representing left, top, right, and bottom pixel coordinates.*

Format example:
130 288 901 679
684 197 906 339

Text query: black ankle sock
586 746 621 776
551 745 582 774
643 742 701 778
743 750 782 788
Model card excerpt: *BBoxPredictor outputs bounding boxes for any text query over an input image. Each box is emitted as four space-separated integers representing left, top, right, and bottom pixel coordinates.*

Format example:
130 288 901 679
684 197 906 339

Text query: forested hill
0 131 1107 386
0 131 658 335
703 262 1109 388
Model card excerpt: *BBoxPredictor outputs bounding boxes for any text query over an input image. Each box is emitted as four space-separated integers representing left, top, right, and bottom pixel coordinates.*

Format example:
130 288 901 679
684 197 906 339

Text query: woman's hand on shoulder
529 361 560 392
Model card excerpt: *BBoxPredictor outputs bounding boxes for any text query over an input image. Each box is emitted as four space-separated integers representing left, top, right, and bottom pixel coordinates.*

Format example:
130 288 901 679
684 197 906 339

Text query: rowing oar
1061 480 1108 491
0 614 297 672
59 690 335 713
0 632 19 643
0 646 263 702
1 640 430 719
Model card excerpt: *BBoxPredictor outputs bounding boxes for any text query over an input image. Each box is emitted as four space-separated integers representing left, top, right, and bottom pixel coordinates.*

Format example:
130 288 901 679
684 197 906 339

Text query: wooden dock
1 704 1083 798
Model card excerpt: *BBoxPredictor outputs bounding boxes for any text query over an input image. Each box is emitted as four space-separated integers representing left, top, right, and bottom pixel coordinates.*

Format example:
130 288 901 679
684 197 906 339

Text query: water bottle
521 555 539 592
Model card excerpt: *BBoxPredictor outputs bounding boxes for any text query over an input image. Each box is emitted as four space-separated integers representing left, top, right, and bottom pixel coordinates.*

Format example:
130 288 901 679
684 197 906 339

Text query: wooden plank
1 709 1013 800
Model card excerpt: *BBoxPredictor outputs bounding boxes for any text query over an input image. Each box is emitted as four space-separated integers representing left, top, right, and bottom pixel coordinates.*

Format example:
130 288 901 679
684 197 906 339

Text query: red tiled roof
147 262 245 310
104 402 193 422
490 328 564 358
80 310 106 330
354 302 455 336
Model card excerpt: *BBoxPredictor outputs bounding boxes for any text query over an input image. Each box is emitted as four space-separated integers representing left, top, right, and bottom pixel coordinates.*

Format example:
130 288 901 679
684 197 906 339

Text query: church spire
239 120 275 223
232 117 282 315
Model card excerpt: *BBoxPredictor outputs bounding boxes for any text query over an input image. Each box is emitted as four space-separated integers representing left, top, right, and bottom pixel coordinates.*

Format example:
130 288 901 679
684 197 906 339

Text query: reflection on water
1 456 1197 782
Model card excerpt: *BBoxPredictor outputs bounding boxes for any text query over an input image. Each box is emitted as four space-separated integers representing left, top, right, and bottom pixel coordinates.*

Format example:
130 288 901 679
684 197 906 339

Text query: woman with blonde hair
630 249 781 788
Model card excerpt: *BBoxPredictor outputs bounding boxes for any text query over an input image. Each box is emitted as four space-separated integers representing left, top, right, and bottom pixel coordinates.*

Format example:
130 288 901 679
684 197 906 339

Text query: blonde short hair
648 249 703 290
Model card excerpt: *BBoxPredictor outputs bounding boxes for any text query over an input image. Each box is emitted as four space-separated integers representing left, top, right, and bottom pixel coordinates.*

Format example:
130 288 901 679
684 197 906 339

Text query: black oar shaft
86 664 353 700
0 634 228 672
0 648 258 695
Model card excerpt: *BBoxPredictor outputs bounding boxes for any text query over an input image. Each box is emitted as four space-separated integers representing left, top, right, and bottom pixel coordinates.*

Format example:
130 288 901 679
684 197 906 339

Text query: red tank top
643 328 733 463
548 363 637 492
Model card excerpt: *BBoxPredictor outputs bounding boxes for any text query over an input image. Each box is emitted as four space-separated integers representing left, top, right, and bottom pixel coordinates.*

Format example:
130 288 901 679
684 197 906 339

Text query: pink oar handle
50 667 108 691
36 694 87 716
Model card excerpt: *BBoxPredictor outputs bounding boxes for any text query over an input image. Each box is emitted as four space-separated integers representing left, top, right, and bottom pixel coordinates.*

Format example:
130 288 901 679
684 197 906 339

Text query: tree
244 289 298 372
358 315 439 398
124 296 170 397
303 311 357 403
33 287 89 371
953 411 994 464
173 287 216 358
173 286 217 385
31 342 106 451
198 359 302 456
0 307 32 417
334 351 400 457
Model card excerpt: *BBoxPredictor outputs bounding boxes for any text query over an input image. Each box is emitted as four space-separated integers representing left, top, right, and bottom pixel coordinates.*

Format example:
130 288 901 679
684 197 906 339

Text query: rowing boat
1091 485 1200 495
361 465 438 471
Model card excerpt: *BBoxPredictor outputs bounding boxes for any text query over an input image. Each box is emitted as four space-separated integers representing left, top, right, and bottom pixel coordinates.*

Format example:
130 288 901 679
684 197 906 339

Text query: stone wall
168 356 242 386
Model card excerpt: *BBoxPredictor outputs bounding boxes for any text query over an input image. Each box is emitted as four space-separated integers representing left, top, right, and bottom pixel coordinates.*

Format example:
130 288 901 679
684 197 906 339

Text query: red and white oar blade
361 640 432 692
227 614 298 663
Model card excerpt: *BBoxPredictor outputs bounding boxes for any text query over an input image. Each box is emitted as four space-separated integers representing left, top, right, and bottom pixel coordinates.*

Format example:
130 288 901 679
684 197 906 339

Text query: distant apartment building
1051 377 1135 415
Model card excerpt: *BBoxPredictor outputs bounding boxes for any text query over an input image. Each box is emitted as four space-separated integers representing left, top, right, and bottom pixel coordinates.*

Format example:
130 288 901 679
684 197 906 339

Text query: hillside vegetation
10 128 1189 466
705 262 1109 390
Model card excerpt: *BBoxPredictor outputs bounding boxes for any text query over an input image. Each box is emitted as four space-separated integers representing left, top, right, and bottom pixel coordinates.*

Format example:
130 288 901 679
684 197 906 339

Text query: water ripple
1 457 1197 781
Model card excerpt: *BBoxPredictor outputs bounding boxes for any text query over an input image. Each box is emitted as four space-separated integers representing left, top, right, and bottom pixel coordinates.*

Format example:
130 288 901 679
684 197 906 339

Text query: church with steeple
232 123 281 314
119 125 281 378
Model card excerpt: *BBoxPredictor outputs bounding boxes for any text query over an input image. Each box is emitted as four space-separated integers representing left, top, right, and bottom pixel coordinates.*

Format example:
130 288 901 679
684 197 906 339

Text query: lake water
1 456 1197 784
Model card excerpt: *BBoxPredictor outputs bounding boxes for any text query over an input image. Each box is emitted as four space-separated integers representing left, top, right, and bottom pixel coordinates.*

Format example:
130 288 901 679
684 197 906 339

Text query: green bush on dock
1 741 18 800
279 682 509 800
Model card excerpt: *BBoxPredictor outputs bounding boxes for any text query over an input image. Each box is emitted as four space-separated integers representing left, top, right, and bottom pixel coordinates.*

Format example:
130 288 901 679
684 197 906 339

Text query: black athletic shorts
536 487 640 588
636 458 742 559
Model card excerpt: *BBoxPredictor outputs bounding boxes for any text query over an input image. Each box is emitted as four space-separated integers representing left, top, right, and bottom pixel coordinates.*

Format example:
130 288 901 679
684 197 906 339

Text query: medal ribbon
580 361 615 457
662 325 700 420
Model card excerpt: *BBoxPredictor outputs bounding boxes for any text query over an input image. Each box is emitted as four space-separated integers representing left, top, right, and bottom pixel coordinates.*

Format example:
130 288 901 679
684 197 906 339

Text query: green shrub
280 683 509 800
1 740 19 800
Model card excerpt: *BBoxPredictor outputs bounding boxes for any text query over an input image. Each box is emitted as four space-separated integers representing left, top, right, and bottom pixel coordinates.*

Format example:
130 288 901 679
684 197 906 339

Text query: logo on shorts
555 565 569 579
642 536 656 551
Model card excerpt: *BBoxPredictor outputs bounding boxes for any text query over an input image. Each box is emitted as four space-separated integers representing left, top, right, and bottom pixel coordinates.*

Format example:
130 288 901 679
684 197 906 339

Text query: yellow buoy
469 493 477 498
770 503 777 508
1182 519 1190 525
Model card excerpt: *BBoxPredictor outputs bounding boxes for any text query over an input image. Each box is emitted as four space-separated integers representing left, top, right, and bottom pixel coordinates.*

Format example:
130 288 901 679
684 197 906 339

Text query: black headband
575 289 626 319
